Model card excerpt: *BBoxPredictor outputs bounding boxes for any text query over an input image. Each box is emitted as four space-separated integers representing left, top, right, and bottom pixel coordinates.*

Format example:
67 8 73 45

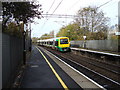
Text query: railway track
64 52 120 82
42 46 120 89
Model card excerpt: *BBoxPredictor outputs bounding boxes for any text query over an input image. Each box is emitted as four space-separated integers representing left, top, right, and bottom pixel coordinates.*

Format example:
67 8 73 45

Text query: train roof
37 37 69 42
49 36 68 38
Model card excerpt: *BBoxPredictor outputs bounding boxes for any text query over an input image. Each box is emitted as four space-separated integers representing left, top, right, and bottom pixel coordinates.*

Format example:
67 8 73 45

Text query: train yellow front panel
59 37 70 48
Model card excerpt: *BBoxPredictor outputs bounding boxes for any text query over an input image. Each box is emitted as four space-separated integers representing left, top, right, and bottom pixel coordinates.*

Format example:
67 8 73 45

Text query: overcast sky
31 0 120 37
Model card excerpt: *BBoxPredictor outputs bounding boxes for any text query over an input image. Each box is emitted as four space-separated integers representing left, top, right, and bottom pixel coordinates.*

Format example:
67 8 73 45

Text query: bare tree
76 6 110 33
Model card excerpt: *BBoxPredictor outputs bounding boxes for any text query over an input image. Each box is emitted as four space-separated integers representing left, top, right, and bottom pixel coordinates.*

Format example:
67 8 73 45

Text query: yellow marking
60 44 70 48
36 46 68 90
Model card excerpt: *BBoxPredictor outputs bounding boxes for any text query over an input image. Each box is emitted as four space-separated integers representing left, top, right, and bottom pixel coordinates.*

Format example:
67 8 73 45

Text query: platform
20 46 104 89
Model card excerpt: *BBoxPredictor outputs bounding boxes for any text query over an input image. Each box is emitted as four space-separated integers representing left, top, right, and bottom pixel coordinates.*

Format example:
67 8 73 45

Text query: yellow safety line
36 46 68 90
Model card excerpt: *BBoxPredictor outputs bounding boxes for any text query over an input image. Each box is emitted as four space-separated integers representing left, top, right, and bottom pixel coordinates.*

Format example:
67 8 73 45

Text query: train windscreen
60 39 68 44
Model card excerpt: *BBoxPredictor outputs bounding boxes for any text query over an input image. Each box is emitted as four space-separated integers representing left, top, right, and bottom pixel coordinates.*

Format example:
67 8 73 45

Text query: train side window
51 41 53 45
55 41 58 46
50 41 52 45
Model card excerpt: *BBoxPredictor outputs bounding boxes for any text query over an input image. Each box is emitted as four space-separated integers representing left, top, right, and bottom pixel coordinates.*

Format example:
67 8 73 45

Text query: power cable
42 0 55 28
67 0 81 12
97 0 113 9
41 0 64 30
42 14 79 18
47 0 56 13
51 0 64 14
64 0 81 27
41 0 113 30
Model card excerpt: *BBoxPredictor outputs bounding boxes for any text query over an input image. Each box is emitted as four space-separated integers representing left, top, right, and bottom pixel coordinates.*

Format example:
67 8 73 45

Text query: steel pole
118 1 120 52
23 31 26 65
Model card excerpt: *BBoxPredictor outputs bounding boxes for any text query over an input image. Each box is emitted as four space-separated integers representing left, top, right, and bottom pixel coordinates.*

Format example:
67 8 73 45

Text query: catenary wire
41 0 64 30
41 0 113 30
47 0 56 13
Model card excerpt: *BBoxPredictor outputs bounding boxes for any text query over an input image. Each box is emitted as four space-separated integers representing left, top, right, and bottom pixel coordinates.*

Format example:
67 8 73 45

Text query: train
37 37 71 52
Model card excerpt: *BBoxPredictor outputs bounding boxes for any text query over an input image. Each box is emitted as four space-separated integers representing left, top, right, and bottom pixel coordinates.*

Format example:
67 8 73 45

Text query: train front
58 37 71 52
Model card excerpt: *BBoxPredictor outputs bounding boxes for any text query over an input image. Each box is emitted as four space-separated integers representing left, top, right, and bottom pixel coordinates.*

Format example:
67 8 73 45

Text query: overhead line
41 0 113 30
42 0 56 29
42 14 79 17
41 0 64 30
47 0 56 13
67 0 80 12
51 0 64 14
97 0 113 8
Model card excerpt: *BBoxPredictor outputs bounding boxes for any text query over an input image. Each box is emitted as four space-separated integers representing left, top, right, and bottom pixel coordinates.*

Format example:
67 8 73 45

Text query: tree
4 22 24 37
40 33 51 40
57 23 81 40
76 6 109 33
32 37 39 43
49 30 54 38
2 2 43 30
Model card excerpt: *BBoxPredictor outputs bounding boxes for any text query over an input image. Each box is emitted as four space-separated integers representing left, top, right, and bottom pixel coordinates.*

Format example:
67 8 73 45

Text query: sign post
83 36 86 48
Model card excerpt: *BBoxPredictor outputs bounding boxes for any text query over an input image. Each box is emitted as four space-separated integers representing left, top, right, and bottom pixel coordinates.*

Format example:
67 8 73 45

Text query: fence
2 33 24 88
70 40 118 52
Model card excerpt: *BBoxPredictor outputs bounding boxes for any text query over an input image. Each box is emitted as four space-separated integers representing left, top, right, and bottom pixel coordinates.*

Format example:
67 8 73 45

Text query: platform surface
20 46 82 89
